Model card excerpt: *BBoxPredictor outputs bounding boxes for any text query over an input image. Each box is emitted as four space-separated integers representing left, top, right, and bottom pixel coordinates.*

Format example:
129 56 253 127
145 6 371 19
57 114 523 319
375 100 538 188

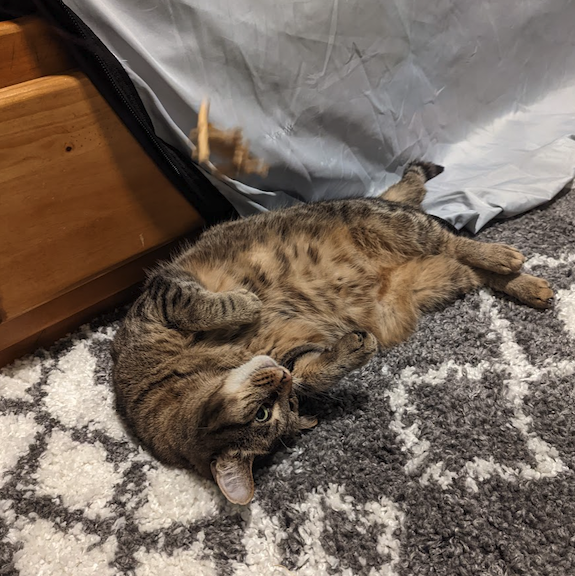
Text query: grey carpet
1 185 574 576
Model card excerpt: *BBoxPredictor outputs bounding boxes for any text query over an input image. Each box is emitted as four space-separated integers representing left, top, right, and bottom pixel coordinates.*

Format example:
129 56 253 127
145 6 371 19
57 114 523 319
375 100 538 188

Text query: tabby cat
111 162 553 505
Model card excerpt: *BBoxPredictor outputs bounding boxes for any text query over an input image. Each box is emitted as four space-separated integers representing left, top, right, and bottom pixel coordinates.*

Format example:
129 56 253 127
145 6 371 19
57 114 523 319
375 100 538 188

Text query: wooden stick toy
190 99 268 179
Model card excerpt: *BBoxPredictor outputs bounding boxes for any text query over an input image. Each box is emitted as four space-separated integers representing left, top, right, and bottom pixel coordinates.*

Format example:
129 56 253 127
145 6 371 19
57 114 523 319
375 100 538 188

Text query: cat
111 162 553 505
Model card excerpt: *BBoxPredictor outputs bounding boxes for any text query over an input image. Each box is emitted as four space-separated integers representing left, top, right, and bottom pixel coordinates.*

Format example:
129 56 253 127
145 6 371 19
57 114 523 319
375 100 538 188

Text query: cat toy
190 99 269 179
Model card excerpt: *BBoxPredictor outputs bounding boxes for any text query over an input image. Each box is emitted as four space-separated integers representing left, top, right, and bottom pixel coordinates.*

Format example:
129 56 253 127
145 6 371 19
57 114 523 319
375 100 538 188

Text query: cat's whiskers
278 437 290 450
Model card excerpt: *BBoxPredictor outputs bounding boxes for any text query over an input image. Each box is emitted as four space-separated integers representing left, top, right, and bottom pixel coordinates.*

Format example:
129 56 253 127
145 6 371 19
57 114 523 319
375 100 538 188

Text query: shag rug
1 187 575 576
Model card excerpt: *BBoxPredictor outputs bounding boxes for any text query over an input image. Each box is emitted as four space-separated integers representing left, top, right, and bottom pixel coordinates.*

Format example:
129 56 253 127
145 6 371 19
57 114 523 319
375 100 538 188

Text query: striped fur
112 162 553 504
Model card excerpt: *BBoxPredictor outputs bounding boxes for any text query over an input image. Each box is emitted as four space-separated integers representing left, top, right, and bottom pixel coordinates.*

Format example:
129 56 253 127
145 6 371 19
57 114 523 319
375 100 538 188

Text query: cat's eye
255 406 272 423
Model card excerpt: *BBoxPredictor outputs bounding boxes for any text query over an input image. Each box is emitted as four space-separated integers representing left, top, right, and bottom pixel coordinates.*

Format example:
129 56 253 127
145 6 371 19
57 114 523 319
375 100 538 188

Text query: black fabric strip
33 0 238 225
1 0 36 20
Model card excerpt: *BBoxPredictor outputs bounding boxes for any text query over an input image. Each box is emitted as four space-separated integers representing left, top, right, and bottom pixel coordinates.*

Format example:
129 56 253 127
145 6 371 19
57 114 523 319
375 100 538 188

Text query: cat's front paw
335 331 378 369
226 289 262 324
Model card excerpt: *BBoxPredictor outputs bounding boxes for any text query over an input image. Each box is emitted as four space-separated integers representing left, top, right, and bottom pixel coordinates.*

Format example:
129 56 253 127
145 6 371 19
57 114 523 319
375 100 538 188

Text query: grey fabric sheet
63 0 575 232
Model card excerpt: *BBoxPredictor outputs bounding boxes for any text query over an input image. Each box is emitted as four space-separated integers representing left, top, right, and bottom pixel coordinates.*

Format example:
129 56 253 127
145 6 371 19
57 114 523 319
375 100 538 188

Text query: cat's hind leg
373 255 481 347
380 161 444 207
476 270 554 309
406 255 481 312
446 235 526 275
437 227 555 306
397 251 554 310
397 255 554 312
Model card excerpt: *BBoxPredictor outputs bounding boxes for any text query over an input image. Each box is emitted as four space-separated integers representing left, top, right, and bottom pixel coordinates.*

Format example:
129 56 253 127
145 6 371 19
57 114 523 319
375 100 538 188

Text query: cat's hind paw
505 274 554 309
480 243 526 274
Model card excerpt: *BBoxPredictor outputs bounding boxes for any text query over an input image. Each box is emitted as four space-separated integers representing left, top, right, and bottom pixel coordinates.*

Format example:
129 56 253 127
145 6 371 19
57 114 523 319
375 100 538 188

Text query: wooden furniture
0 16 205 367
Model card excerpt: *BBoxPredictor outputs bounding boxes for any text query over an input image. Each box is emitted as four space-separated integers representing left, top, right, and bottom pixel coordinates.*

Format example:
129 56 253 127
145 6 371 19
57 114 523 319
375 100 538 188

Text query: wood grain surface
0 70 205 366
0 16 73 89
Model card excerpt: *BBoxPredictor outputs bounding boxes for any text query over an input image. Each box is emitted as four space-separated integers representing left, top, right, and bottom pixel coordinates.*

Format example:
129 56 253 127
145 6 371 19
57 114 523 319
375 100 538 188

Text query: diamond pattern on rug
1 185 574 575
34 429 123 520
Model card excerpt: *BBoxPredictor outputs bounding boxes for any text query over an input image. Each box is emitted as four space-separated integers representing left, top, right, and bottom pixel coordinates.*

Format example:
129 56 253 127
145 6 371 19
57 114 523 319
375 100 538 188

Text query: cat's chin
248 355 279 373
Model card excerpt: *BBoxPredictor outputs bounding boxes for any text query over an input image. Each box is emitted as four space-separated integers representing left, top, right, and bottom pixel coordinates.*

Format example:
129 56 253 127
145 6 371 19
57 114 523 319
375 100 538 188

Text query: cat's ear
211 455 255 505
299 415 318 430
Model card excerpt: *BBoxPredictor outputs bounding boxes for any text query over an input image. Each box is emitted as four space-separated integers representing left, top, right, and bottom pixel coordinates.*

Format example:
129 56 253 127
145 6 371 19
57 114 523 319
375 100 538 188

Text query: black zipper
35 0 237 225
58 1 181 177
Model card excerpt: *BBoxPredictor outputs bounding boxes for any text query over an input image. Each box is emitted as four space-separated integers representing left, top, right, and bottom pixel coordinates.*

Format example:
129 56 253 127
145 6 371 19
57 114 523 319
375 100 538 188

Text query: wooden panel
0 16 73 88
0 71 204 324
0 237 193 368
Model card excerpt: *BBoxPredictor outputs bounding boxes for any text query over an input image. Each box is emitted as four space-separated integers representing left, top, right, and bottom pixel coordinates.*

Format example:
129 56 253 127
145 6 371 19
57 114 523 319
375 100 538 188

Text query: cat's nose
280 367 292 383
280 367 292 390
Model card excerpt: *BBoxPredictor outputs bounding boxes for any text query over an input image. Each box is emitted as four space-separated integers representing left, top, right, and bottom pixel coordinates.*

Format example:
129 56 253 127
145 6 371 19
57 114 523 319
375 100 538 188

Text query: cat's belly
244 294 383 362
189 237 398 353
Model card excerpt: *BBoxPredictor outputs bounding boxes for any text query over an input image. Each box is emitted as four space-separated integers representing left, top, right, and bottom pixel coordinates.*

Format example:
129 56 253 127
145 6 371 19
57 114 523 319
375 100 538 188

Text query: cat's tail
403 160 444 182
380 160 444 207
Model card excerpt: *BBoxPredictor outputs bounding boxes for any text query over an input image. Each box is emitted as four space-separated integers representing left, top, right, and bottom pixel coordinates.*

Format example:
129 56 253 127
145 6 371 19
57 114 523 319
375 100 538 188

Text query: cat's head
193 356 317 505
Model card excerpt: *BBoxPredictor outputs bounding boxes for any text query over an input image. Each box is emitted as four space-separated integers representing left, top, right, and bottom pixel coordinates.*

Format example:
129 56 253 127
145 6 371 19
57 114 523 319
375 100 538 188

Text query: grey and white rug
1 186 575 576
